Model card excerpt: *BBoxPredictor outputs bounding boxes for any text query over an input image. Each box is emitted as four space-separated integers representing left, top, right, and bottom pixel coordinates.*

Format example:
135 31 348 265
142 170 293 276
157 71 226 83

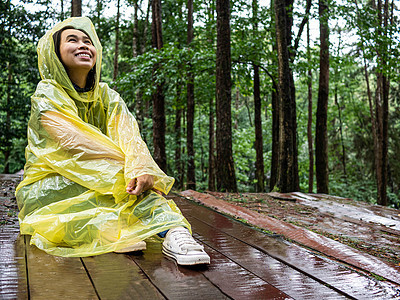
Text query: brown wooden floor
1 193 400 299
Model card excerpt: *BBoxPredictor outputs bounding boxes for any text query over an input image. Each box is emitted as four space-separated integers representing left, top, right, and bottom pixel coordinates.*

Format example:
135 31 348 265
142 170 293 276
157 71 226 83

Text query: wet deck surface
1 175 400 299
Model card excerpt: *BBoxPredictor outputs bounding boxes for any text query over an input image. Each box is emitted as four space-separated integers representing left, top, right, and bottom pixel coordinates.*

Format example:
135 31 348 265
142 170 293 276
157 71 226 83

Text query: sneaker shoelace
170 228 204 251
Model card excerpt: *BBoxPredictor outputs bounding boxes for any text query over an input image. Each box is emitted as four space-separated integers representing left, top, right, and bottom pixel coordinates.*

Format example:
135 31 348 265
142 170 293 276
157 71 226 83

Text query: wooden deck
1 185 400 299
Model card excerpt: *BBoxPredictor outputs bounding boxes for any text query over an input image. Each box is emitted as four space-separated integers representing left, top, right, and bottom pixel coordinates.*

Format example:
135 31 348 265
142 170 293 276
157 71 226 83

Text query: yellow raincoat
15 17 190 257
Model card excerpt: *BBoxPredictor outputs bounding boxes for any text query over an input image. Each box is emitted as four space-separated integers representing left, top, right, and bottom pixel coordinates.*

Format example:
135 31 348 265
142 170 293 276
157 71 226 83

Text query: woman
15 17 210 265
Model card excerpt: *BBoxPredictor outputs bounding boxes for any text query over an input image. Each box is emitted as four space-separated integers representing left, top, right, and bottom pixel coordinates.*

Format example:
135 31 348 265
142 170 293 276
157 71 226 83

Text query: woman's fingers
126 175 154 195
126 178 137 194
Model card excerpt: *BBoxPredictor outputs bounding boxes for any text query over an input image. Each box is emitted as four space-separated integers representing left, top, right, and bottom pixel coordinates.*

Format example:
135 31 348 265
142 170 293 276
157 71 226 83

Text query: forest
1 0 399 207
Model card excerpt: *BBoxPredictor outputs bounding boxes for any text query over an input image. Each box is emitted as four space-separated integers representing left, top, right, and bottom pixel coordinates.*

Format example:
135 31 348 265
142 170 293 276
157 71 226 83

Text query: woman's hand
126 175 162 196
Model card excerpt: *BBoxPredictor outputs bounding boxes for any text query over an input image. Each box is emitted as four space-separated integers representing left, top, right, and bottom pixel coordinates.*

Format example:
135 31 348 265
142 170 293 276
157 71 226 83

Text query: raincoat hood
37 17 102 102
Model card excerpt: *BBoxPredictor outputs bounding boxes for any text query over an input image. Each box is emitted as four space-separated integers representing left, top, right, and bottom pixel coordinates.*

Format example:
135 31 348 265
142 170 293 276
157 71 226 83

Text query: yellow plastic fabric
15 17 190 257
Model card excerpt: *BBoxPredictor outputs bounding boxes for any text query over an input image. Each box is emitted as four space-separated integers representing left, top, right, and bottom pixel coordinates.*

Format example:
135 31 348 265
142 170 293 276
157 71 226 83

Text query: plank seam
196 269 234 300
80 258 102 300
127 255 168 300
24 235 31 300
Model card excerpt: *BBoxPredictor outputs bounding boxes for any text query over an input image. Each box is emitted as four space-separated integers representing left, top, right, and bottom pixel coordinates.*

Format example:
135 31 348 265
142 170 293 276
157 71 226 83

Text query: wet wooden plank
180 190 400 285
173 196 400 299
187 217 346 299
81 252 164 299
25 236 98 299
198 243 291 299
0 225 28 300
129 241 230 300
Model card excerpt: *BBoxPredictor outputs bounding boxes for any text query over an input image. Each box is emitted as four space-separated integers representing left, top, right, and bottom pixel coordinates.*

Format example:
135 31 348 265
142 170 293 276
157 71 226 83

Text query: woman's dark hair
52 26 96 92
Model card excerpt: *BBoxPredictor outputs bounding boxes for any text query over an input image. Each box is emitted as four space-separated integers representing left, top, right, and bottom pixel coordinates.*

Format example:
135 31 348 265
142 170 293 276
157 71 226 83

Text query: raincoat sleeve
104 85 174 195
29 81 128 202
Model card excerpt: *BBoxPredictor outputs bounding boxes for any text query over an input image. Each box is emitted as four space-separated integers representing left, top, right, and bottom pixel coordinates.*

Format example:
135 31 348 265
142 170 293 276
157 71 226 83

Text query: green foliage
0 1 48 173
233 127 256 191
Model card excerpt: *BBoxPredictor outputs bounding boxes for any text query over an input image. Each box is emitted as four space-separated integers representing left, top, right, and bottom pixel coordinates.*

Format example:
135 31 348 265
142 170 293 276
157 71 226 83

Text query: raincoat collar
37 17 102 102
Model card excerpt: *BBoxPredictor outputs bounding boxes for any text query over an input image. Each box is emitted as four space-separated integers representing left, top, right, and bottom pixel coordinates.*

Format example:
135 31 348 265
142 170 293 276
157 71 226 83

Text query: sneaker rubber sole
162 245 211 265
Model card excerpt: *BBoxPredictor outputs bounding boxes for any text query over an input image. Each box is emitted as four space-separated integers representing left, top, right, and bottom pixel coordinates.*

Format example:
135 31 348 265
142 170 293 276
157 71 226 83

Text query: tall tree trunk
269 0 279 191
254 63 264 192
132 0 145 132
97 0 101 24
274 0 299 192
208 95 216 191
71 0 81 17
374 0 389 206
60 0 64 20
132 0 139 58
113 0 120 81
307 19 314 193
207 0 216 191
151 0 166 171
252 0 264 192
234 87 239 130
186 0 196 190
216 0 237 192
142 0 151 55
334 28 347 176
269 86 279 190
315 0 330 193
175 84 184 190
375 76 387 206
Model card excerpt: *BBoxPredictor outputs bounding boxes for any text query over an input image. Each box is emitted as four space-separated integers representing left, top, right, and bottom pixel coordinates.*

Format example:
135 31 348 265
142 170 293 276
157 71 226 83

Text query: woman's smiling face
59 29 97 72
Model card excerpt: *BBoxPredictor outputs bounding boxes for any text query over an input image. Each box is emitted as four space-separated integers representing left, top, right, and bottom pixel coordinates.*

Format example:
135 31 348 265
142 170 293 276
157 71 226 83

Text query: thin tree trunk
375 77 386 205
254 64 264 192
60 0 64 20
216 0 237 192
334 29 346 176
315 0 330 193
142 0 151 55
208 95 216 191
269 0 279 191
374 0 389 206
175 86 183 190
71 0 81 17
307 19 314 193
334 88 347 175
132 0 139 58
97 0 101 25
274 0 299 192
182 109 187 184
151 0 166 171
269 86 279 190
253 0 264 192
186 0 196 190
132 0 145 132
113 0 120 81
235 87 239 130
207 0 216 191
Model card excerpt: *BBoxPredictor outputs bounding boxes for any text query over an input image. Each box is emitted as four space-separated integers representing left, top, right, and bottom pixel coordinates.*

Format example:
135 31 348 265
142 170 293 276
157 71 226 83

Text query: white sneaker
114 241 146 253
162 227 210 265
